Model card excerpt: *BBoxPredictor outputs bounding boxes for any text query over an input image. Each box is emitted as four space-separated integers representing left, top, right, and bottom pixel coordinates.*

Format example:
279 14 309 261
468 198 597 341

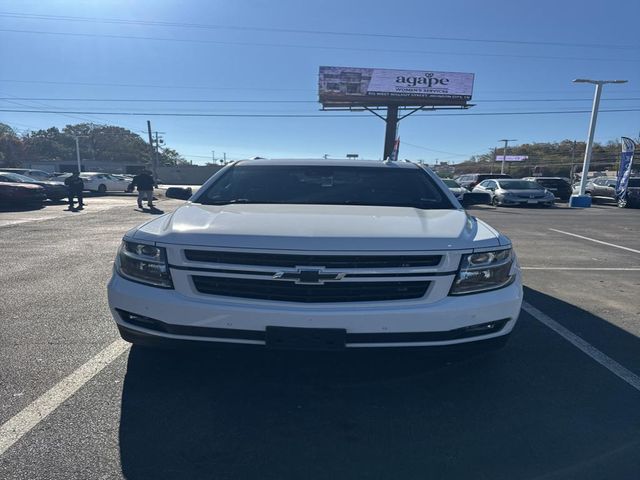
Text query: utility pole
571 78 627 206
498 139 517 175
211 150 215 163
223 152 226 163
153 131 161 178
146 121 155 175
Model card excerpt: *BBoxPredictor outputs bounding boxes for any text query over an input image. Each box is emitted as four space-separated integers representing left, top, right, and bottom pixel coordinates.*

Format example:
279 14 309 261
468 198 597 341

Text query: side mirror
165 187 193 200
461 192 492 207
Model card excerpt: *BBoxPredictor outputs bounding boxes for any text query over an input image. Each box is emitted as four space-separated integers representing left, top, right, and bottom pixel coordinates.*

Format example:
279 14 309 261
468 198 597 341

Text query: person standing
64 171 85 210
130 169 156 209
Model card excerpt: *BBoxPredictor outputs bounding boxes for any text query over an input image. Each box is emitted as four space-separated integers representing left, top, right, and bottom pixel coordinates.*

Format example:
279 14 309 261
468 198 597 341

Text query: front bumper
498 196 554 206
107 272 523 349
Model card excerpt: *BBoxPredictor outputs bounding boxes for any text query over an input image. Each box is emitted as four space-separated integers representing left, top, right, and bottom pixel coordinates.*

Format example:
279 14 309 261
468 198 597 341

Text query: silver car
473 179 555 207
442 178 466 202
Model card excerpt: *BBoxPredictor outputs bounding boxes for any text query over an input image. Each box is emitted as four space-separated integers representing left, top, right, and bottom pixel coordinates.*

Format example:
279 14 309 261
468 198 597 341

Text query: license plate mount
266 326 347 350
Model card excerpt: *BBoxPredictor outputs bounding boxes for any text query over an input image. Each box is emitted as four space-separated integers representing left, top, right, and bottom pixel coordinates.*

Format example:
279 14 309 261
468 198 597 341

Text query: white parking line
522 267 640 271
549 229 640 254
522 302 640 393
0 339 130 457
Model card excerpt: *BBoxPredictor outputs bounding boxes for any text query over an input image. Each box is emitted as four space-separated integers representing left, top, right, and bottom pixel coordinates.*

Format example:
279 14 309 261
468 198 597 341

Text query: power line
0 78 309 92
1 28 637 63
0 91 149 133
1 11 637 51
1 108 639 117
1 79 636 96
2 97 640 104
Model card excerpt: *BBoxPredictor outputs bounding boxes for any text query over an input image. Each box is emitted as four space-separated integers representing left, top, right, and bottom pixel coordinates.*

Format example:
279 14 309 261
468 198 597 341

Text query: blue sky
1 0 639 164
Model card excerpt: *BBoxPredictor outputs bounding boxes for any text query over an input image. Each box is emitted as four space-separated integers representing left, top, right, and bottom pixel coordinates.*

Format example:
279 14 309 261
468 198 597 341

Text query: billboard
319 66 474 107
494 155 528 162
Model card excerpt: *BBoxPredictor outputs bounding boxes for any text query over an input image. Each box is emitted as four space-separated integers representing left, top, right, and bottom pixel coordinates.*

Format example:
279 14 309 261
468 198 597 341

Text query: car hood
0 182 44 190
128 203 508 251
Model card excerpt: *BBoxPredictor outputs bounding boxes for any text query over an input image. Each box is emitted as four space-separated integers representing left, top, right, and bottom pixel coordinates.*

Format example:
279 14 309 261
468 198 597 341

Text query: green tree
23 127 74 162
159 147 190 166
61 124 152 164
0 123 26 167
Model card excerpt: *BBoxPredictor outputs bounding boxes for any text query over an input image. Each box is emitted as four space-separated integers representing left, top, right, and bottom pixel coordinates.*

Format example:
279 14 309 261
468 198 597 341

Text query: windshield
497 180 544 190
196 165 452 209
0 172 36 183
442 179 460 188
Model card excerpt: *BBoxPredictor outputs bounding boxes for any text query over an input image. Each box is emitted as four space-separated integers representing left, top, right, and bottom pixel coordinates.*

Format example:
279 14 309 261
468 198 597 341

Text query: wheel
491 196 500 206
97 184 107 194
617 197 628 208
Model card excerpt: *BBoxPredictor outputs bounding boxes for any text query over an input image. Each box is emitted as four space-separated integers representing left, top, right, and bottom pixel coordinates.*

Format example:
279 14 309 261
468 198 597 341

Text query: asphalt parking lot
1 200 639 479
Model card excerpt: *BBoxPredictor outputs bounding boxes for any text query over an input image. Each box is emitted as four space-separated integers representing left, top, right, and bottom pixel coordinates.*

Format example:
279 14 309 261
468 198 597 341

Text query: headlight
115 241 173 288
450 248 516 295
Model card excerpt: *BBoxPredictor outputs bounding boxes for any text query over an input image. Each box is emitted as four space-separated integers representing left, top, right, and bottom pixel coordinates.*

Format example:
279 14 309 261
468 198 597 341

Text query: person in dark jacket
64 172 85 210
130 170 156 209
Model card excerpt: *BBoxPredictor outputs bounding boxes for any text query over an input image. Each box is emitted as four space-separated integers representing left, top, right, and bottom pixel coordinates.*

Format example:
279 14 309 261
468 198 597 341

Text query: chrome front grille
192 276 430 303
177 249 451 303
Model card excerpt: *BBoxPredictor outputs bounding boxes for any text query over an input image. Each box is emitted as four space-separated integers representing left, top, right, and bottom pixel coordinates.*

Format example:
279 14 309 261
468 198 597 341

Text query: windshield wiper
204 198 252 205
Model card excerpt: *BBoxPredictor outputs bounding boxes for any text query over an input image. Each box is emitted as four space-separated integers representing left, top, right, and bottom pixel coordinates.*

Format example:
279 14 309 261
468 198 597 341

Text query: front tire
97 184 107 195
491 196 500 207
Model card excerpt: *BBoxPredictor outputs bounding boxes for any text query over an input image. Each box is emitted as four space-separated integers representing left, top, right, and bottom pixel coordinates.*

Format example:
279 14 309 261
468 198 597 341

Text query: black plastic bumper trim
116 309 509 344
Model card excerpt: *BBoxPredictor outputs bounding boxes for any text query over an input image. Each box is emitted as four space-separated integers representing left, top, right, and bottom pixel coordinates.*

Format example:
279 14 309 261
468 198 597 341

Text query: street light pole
74 136 82 173
498 139 516 174
570 78 627 207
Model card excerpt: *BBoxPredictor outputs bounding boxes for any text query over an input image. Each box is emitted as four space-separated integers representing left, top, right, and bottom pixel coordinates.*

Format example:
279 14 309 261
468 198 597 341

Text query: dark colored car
0 181 47 207
0 172 68 201
0 168 53 181
455 173 512 191
618 177 640 208
522 177 573 202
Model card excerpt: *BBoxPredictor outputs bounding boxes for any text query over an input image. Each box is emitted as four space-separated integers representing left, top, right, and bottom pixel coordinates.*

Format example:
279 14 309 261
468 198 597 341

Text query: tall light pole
498 139 517 174
74 136 82 173
570 78 627 207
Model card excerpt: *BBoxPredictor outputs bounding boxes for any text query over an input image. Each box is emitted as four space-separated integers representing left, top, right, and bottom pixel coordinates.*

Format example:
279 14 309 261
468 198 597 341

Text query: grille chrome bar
184 250 442 269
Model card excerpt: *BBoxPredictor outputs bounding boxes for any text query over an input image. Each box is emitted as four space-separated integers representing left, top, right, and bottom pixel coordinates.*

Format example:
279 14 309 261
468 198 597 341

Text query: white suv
107 159 522 350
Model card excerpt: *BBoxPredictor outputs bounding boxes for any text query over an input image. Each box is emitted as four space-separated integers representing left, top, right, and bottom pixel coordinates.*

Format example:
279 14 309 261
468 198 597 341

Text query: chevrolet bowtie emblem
273 268 346 285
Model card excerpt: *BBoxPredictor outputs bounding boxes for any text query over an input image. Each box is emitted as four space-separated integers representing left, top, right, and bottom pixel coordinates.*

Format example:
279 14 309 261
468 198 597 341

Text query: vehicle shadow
0 203 45 212
118 289 640 480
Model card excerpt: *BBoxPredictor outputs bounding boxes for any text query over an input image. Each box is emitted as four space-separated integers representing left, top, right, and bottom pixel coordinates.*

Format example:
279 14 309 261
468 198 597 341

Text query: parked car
80 172 131 193
108 159 522 351
573 177 617 202
0 168 54 181
473 179 555 207
0 181 47 206
617 177 640 208
522 177 573 202
0 172 68 201
441 178 466 202
455 173 512 191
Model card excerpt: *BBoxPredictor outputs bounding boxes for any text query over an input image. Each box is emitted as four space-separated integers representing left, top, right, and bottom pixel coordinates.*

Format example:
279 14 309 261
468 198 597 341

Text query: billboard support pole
383 105 399 160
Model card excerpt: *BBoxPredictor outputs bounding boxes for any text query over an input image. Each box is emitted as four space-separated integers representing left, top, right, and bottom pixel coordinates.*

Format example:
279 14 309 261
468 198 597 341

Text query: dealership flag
616 137 635 200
